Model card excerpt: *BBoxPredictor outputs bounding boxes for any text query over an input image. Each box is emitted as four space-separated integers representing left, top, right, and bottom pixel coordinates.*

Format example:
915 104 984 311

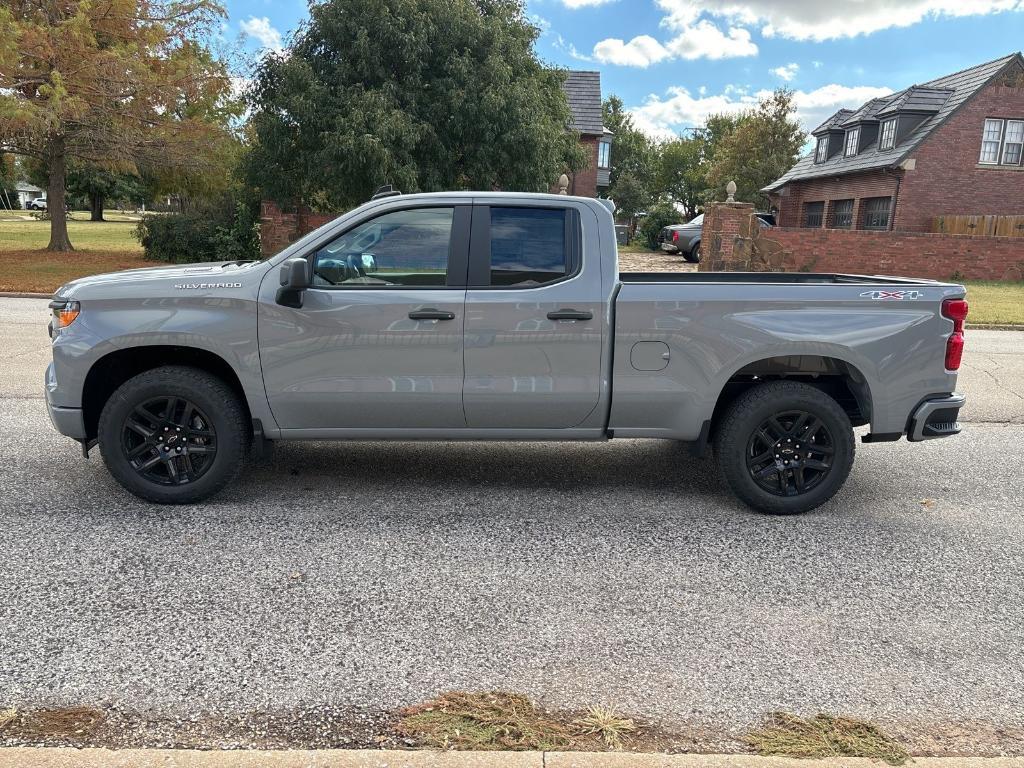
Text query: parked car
659 212 775 263
28 197 48 211
45 191 968 515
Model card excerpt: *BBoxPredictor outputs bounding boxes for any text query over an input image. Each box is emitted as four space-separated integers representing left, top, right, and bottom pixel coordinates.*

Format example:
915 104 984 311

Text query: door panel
258 205 469 430
463 204 604 429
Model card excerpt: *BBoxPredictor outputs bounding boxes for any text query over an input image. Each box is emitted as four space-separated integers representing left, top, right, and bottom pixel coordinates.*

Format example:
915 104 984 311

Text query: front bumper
45 362 87 439
907 393 966 442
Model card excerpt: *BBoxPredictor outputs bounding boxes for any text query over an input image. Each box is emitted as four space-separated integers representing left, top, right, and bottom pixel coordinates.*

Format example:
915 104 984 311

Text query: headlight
49 299 80 330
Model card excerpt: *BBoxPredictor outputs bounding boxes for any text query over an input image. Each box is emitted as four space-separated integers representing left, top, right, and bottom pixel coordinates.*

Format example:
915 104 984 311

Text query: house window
803 201 825 228
844 127 860 157
831 199 854 229
862 197 891 230
1003 120 1024 165
979 118 1024 165
879 119 897 151
815 137 829 164
597 141 611 169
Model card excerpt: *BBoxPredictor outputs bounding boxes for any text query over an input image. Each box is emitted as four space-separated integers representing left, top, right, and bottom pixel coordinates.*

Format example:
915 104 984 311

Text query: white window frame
815 137 829 164
977 118 1024 165
879 118 897 151
844 127 860 157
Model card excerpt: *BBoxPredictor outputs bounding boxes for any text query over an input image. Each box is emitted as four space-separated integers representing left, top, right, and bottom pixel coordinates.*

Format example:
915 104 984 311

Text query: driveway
1 297 1022 753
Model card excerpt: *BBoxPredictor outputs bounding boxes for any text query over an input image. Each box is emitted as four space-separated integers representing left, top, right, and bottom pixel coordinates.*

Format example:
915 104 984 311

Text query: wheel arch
82 346 251 441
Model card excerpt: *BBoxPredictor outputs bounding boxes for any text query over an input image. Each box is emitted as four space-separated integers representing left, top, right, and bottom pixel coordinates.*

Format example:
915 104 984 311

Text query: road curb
0 291 51 299
2 750 1024 768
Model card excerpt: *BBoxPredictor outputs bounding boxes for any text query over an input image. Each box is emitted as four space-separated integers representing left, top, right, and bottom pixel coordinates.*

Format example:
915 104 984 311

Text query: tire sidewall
718 384 854 514
98 370 245 503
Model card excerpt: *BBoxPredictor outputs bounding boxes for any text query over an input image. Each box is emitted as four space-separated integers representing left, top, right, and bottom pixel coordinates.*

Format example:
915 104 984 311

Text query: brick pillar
699 201 756 272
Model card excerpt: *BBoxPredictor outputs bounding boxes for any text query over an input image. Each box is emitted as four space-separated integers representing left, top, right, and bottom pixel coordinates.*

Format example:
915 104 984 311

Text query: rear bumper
659 243 679 254
907 393 966 442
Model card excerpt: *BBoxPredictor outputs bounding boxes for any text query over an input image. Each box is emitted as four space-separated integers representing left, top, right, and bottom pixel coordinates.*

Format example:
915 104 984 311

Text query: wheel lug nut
163 446 169 452
176 447 182 453
164 427 169 431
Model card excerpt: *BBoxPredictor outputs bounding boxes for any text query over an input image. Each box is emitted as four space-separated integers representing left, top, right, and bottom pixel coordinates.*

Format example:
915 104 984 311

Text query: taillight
672 231 679 242
942 298 968 371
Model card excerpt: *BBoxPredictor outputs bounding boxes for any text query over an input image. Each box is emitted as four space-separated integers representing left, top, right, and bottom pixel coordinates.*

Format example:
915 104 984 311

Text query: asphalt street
1 297 1023 752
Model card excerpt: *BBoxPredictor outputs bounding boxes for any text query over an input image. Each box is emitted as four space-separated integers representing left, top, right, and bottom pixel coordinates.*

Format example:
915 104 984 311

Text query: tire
684 242 701 263
98 366 249 504
715 381 855 515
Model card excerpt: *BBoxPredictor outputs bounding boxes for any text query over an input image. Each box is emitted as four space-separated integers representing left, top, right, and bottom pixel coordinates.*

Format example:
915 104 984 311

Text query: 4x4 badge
860 290 923 300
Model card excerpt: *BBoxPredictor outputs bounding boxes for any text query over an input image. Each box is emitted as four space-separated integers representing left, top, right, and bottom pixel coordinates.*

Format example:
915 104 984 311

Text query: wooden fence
932 214 1024 238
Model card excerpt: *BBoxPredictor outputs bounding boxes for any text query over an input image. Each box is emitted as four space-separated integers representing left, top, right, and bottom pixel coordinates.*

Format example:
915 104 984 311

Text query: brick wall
700 202 1024 281
898 61 1024 232
260 201 337 256
550 135 599 197
773 170 899 229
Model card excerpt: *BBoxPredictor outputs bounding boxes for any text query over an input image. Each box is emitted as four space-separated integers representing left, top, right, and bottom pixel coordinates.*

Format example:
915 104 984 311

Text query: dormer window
815 137 829 164
598 140 611 169
844 127 860 157
879 119 897 151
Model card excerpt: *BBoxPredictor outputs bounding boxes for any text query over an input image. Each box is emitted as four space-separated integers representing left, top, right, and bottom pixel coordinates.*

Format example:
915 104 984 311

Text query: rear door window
489 207 569 287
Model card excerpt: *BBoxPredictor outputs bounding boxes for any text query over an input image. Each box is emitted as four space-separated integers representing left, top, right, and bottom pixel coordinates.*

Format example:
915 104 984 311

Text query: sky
225 0 1024 139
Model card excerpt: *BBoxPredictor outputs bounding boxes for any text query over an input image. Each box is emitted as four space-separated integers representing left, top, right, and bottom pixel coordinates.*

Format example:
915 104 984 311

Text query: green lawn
0 213 143 252
963 281 1024 326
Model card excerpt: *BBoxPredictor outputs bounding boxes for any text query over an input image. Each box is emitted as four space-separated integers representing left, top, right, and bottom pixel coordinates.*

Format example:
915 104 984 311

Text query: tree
656 136 705 220
602 95 656 213
0 1 233 250
246 0 586 210
67 166 146 220
707 89 804 209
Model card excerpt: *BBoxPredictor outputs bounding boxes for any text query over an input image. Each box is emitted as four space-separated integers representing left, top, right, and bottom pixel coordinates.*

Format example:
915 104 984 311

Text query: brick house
765 53 1024 233
557 71 612 197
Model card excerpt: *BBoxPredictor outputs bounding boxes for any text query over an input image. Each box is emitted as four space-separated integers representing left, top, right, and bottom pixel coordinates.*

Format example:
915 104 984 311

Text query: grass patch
574 705 636 749
396 691 574 751
0 215 143 253
963 280 1024 326
0 250 149 293
745 712 909 765
0 707 106 742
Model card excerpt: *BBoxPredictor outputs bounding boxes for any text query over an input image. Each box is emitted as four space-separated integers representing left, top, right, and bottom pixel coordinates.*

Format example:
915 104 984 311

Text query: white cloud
771 62 799 81
240 16 283 51
529 13 551 34
629 82 893 140
654 0 1023 42
591 18 757 67
593 36 671 67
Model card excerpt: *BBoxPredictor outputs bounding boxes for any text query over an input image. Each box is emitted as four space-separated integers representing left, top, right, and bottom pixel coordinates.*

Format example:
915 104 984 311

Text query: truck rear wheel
715 381 854 514
97 366 248 504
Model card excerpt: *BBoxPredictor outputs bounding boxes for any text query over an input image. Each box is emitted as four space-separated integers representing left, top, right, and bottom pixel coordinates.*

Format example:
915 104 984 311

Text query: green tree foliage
0 153 18 209
67 166 146 221
0 1 236 250
136 195 260 264
246 0 585 209
638 200 683 249
602 96 656 219
707 89 804 209
656 136 706 220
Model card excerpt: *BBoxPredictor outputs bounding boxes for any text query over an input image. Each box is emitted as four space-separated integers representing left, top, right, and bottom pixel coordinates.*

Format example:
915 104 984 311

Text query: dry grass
745 712 909 766
0 249 149 293
574 705 636 750
395 691 575 751
0 707 106 742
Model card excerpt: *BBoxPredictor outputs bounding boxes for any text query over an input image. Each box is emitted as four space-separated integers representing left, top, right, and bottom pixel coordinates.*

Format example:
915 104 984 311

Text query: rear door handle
547 308 593 321
408 308 456 320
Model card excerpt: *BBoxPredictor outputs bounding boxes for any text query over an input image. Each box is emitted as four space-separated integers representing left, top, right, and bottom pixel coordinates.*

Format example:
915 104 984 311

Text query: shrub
638 201 685 249
136 198 260 264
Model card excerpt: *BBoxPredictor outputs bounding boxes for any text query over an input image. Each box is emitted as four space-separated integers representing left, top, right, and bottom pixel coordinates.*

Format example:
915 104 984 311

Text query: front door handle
547 308 593 321
409 308 456 321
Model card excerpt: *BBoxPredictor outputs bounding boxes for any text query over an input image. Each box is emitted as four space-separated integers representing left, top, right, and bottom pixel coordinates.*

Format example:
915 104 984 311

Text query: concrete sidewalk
2 751 1024 768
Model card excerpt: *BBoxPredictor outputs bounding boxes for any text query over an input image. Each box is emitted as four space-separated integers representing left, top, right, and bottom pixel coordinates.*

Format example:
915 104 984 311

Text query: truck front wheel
97 366 248 504
715 381 855 514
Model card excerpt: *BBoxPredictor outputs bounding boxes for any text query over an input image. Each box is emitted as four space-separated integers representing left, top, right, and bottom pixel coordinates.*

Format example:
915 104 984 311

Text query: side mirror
276 257 311 308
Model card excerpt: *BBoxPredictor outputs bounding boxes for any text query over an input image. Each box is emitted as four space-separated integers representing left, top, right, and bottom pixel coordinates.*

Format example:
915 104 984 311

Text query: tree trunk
90 192 105 221
45 137 73 252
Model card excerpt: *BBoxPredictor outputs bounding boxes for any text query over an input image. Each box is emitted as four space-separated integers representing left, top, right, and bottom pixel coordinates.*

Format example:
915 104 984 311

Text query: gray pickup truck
45 191 968 514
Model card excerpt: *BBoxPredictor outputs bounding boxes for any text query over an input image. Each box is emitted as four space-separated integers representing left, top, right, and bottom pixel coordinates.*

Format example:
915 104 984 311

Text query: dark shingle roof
765 53 1024 192
812 109 855 134
562 70 604 135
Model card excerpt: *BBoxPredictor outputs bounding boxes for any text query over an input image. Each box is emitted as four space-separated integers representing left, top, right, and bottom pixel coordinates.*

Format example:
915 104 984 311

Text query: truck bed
618 271 943 285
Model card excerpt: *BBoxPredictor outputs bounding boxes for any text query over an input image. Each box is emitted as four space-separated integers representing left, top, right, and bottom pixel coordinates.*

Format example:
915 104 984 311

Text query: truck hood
56 260 267 299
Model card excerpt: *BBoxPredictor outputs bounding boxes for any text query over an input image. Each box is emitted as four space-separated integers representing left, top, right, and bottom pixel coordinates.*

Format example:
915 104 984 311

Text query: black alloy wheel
745 410 834 497
121 396 217 486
